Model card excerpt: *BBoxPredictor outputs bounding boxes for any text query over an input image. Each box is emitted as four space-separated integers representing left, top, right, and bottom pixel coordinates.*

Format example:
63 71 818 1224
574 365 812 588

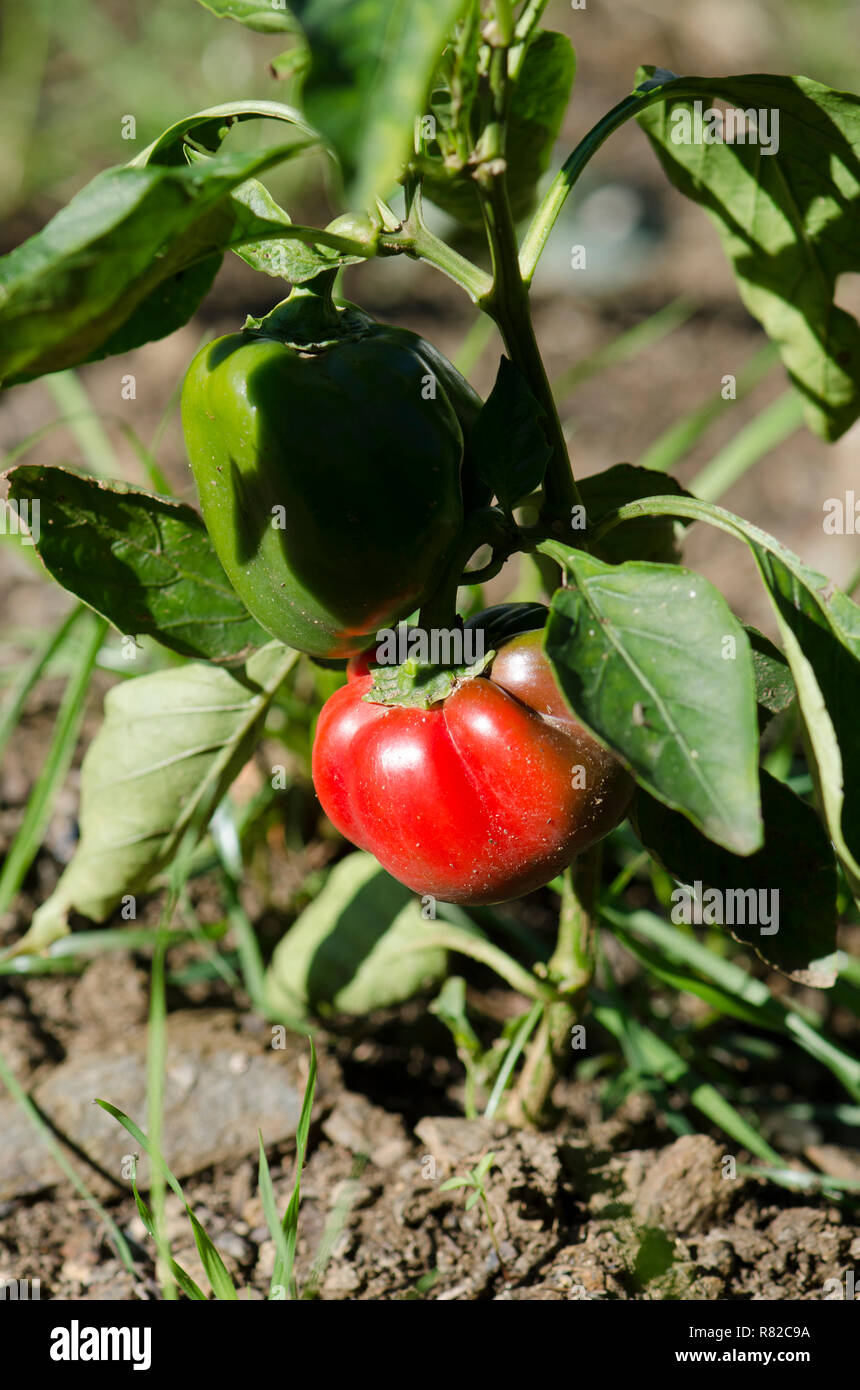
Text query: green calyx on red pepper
182 270 483 659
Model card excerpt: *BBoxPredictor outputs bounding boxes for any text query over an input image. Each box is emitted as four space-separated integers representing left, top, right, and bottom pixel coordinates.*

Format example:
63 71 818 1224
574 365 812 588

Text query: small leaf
5 466 270 664
544 547 762 854
631 771 838 986
579 463 692 563
264 852 448 1016
270 47 311 82
471 357 551 516
195 0 300 33
745 625 796 722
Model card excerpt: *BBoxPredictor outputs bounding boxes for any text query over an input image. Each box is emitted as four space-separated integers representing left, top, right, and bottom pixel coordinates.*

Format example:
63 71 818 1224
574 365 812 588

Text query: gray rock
0 1010 327 1202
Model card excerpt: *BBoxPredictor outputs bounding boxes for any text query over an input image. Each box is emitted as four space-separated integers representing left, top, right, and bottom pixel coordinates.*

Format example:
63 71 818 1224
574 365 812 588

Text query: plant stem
475 45 581 526
518 77 706 285
382 221 492 303
417 506 516 630
507 845 601 1125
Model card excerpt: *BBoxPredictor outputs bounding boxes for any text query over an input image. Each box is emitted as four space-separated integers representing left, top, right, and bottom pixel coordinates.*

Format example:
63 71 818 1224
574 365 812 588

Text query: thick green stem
507 845 601 1125
475 47 580 528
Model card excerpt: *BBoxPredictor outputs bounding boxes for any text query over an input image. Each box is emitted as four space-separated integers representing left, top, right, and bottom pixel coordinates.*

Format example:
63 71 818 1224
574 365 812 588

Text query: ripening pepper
181 275 481 658
312 604 634 904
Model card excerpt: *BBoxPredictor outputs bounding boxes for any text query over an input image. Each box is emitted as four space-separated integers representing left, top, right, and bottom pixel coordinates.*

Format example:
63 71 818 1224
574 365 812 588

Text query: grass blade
484 1002 542 1119
689 389 804 501
635 341 778 475
592 988 782 1163
603 905 860 1101
0 1049 136 1276
0 613 106 915
274 1039 317 1299
554 296 696 403
0 604 83 762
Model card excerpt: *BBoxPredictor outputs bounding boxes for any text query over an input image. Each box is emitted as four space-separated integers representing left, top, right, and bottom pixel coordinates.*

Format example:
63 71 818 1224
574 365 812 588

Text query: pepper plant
2 0 860 1129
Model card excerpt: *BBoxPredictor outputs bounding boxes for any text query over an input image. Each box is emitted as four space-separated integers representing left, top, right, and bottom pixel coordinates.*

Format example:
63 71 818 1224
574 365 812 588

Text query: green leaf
636 70 860 440
97 1099 236 1299
136 101 367 285
543 546 762 854
285 0 469 206
429 976 481 1056
424 29 576 227
751 548 860 896
132 100 321 169
631 771 838 986
470 357 551 517
270 47 311 82
0 140 314 384
195 0 300 33
130 1179 207 1301
265 852 448 1017
745 625 796 721
579 463 692 564
228 173 359 281
188 1212 238 1300
10 647 296 955
593 495 860 898
5 466 270 664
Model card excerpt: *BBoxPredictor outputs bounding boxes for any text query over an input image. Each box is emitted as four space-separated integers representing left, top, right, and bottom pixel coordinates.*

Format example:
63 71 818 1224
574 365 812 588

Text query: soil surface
1 944 858 1302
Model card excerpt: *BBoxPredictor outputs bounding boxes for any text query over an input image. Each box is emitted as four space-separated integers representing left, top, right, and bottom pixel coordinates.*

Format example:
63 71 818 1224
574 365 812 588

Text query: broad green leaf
469 357 550 517
5 466 269 664
631 771 838 986
10 646 296 955
0 141 314 384
594 496 860 897
285 0 469 206
543 546 762 854
424 29 576 227
196 0 300 33
579 463 692 564
636 71 860 440
265 852 447 1017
